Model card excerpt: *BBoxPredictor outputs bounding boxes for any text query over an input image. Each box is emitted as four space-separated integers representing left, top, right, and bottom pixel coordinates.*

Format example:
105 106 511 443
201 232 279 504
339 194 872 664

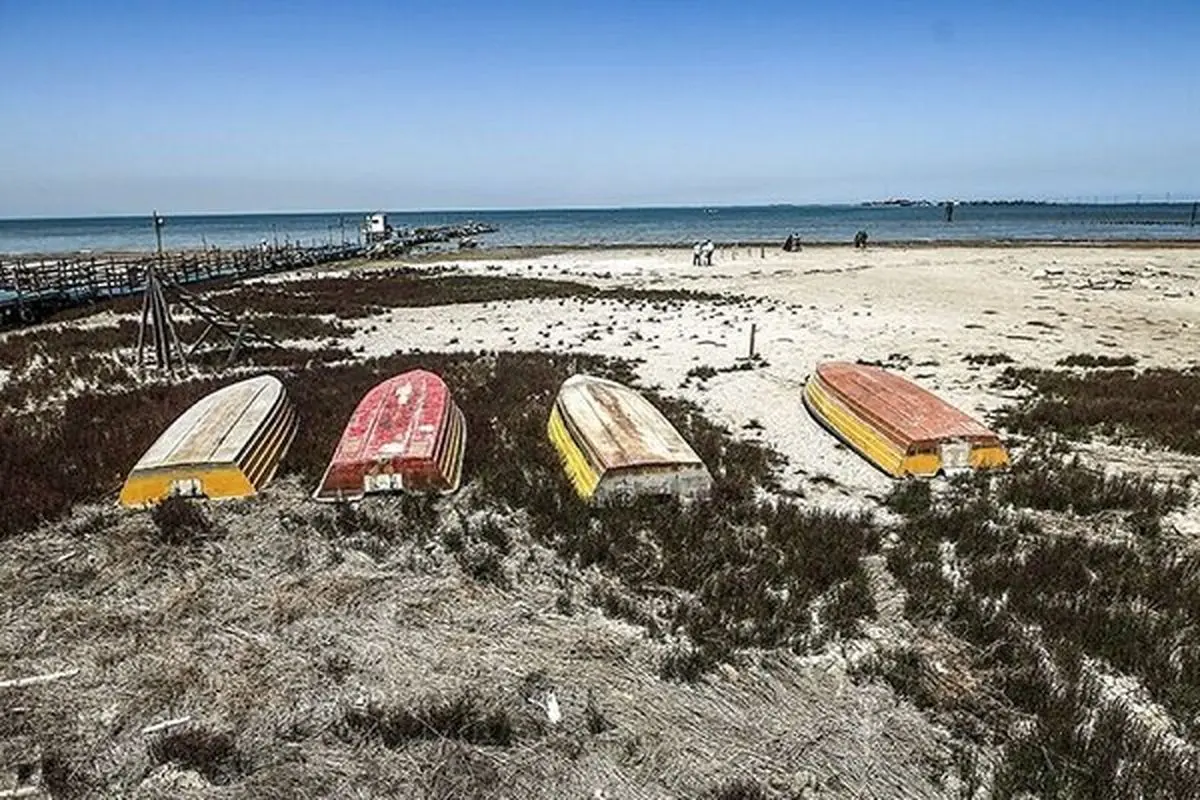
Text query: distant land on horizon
3 198 1200 223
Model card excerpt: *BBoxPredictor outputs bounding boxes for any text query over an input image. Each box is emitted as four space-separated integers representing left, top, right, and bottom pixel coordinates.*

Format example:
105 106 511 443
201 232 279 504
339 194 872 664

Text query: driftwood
0 787 43 798
141 716 192 735
0 669 78 690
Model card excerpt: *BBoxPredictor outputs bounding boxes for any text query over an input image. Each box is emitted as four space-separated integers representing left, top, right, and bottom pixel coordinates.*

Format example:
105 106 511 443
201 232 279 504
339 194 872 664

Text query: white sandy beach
297 245 1200 507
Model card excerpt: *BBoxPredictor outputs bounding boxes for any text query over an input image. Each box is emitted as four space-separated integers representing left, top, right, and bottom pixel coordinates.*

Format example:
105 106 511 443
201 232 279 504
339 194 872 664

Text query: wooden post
748 323 757 359
160 277 186 370
227 323 247 366
137 265 185 372
10 263 24 323
136 265 153 369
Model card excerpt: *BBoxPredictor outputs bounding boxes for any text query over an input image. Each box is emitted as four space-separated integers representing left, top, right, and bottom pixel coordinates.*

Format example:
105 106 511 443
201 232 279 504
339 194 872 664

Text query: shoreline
4 237 1200 260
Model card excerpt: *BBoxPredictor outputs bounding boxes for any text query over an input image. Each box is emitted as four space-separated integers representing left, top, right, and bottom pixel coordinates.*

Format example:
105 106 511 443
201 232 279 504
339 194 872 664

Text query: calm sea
0 204 1197 255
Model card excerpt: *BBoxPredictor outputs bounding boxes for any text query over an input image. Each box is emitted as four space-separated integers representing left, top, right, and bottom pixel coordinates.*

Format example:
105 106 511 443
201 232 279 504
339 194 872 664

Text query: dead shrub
660 641 726 683
704 778 770 800
995 365 1200 454
999 454 1190 517
456 542 510 590
147 726 247 785
1056 353 1138 368
963 352 1015 366
584 690 614 735
151 495 219 545
339 690 518 747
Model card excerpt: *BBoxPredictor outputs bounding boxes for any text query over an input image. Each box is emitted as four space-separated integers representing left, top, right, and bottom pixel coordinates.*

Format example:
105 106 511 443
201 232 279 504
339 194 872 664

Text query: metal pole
153 211 164 259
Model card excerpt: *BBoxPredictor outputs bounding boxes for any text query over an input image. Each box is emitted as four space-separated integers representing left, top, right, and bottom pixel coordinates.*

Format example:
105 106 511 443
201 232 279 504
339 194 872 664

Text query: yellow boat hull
803 375 1008 477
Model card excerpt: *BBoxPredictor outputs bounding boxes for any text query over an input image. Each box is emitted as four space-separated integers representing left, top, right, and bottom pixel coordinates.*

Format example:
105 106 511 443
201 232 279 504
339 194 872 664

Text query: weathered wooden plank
0 668 79 689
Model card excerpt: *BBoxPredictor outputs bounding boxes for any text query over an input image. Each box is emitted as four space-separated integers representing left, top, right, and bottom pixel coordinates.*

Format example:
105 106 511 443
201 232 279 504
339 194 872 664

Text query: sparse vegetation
183 271 733 319
7 270 1196 798
963 352 1015 366
995 365 1200 454
150 495 220 545
1057 353 1139 368
338 690 520 748
1000 452 1191 518
881 452 1200 797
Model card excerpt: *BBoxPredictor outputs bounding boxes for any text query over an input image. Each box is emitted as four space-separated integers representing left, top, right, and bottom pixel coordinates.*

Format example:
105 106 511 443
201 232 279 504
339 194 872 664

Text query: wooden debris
0 787 43 798
0 669 79 690
141 716 192 735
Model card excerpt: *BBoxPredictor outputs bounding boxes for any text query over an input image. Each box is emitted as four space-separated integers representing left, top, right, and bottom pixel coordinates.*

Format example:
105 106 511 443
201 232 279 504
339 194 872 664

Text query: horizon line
4 196 1199 222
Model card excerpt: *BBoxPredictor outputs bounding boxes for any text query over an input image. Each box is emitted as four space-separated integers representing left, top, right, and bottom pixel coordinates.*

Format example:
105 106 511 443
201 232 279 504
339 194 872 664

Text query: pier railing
0 242 364 325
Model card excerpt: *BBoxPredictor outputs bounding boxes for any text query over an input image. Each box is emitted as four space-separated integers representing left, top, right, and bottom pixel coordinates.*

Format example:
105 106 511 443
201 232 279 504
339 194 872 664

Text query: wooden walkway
0 243 363 326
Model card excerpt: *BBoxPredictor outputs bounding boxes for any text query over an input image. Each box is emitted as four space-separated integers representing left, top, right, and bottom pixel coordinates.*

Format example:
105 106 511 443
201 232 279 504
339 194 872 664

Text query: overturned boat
119 375 297 507
803 361 1008 477
314 369 466 501
548 374 712 504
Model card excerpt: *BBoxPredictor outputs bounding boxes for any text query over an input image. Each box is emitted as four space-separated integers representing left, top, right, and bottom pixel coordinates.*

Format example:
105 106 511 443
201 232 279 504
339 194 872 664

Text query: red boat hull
314 370 466 500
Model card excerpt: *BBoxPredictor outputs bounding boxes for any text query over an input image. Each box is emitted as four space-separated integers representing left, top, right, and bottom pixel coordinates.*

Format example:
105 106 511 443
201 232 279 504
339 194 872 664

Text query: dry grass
0 334 898 796
13 275 1196 796
0 476 941 798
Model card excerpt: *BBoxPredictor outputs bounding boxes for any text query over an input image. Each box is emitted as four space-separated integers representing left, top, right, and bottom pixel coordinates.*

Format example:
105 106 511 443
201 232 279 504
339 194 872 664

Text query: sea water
0 204 1196 255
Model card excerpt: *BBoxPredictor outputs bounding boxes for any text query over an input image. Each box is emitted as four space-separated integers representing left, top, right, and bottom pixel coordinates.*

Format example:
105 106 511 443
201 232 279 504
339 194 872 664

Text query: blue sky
1 0 1197 216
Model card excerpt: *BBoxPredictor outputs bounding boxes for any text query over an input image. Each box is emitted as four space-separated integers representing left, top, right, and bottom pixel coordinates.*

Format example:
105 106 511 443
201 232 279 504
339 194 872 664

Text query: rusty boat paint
803 361 1009 477
314 369 466 501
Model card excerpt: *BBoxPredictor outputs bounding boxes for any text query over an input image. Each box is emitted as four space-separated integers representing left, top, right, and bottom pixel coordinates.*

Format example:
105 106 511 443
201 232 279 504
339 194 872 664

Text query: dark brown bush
994 365 1200 454
883 463 1200 796
0 378 224 538
999 454 1191 517
338 690 518 748
206 272 731 319
147 727 247 785
1056 353 1138 368
150 495 218 545
962 352 1015 366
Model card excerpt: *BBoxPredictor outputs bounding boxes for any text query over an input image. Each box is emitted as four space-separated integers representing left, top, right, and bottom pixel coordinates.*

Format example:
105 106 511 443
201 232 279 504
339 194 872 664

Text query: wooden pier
0 242 364 326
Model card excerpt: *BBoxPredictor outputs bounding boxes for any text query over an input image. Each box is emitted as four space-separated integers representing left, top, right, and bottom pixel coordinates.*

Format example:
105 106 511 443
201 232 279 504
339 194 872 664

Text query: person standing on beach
702 239 715 265
692 241 702 266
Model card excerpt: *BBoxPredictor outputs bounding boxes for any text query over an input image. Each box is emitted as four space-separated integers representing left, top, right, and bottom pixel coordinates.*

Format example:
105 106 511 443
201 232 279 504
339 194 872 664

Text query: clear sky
1 0 1197 216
